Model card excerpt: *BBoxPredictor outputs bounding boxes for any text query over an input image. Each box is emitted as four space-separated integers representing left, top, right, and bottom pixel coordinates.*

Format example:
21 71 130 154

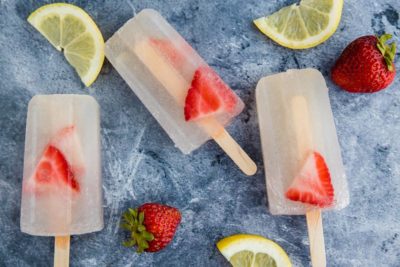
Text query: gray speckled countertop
1 0 399 266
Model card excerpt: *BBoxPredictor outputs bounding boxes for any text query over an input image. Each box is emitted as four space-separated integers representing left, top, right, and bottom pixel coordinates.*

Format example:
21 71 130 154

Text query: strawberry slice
34 145 80 192
285 152 334 208
24 126 84 195
149 38 190 69
50 125 85 177
184 66 237 121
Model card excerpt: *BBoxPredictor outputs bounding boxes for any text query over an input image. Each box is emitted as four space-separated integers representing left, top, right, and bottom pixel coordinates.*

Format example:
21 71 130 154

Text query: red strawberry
285 152 334 208
50 126 85 177
331 34 396 93
33 145 80 192
184 66 238 121
149 38 186 68
24 126 83 195
121 203 181 253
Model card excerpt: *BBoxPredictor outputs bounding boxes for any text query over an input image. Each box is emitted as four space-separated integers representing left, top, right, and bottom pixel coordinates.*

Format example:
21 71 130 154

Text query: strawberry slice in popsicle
149 38 189 69
24 125 84 195
184 66 238 121
148 39 239 121
34 145 79 192
49 125 85 177
285 152 334 208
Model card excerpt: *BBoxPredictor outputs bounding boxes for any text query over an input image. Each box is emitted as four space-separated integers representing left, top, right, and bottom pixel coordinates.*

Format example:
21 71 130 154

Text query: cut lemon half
254 0 343 49
28 3 104 86
217 234 292 267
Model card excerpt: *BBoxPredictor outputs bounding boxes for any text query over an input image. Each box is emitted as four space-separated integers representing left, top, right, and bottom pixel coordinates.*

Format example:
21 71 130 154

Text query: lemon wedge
254 0 343 49
28 3 104 86
217 234 292 267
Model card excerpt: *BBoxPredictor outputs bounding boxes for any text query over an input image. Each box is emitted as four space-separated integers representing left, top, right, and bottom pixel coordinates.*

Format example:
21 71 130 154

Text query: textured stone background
0 0 399 266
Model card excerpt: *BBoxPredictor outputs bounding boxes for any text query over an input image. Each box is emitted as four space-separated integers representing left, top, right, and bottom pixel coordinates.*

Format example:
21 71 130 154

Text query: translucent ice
256 69 349 215
105 9 244 154
20 95 103 236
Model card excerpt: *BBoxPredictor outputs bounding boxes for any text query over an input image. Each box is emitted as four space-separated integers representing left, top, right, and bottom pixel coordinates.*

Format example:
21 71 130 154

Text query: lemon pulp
28 3 104 86
217 234 292 267
254 0 344 49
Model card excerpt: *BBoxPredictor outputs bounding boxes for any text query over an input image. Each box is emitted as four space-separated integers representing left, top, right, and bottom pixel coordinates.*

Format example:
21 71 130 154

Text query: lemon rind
254 0 343 49
217 234 292 267
28 3 104 86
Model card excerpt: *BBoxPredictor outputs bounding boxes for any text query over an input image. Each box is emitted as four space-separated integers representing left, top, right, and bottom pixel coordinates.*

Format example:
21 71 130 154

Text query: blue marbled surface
1 0 400 266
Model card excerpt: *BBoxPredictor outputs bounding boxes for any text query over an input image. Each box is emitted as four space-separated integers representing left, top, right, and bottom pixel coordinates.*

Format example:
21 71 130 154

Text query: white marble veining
0 0 399 266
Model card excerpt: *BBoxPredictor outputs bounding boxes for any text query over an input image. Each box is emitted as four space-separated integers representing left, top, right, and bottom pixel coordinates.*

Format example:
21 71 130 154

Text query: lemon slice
254 0 343 49
28 3 104 86
217 234 292 267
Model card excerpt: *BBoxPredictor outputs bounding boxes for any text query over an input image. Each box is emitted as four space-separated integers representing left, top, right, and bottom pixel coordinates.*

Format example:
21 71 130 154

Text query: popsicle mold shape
256 69 349 215
20 94 103 236
105 9 256 175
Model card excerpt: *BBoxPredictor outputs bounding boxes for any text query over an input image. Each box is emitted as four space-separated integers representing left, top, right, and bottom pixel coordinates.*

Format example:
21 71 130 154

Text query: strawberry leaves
121 203 181 253
331 34 396 93
121 208 154 253
377 34 396 72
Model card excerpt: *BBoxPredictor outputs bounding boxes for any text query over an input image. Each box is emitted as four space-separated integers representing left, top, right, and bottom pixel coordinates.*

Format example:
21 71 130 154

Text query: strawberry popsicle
20 95 103 265
105 9 256 175
256 69 349 266
256 69 349 215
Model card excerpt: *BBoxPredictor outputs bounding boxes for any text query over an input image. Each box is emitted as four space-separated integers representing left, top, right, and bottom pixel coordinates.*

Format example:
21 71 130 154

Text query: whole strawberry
331 34 396 93
121 203 181 253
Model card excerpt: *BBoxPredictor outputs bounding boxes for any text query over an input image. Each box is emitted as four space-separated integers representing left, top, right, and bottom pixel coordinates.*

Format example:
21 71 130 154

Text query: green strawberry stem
377 34 396 72
121 208 155 253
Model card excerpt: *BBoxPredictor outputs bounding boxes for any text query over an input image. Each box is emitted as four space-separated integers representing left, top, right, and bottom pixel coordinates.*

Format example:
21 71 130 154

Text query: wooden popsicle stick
291 96 326 267
306 210 326 267
134 41 257 175
54 235 70 267
212 128 257 176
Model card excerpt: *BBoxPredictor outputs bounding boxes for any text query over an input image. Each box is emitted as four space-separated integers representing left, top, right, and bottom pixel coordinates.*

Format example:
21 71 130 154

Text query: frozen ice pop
256 69 349 214
105 9 256 175
256 69 349 266
20 95 103 265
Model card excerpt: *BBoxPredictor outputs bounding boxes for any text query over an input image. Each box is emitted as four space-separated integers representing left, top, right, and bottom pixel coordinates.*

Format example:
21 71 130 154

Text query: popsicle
256 69 349 266
20 95 103 266
105 9 256 175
